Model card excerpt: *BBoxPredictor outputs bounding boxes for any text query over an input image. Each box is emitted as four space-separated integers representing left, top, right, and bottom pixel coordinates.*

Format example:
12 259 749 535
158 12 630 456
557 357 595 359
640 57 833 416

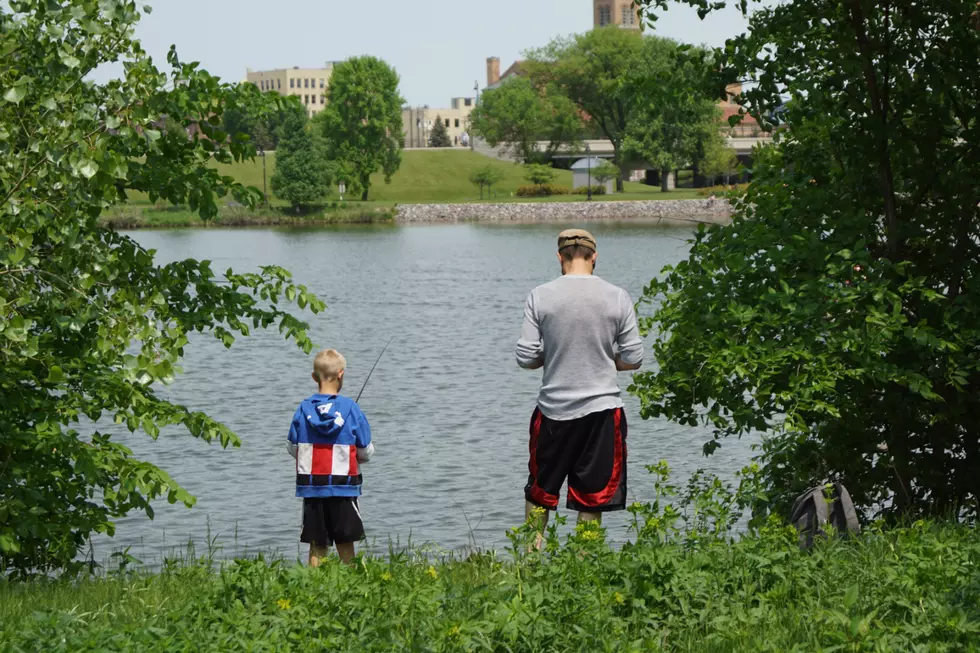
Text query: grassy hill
123 149 696 209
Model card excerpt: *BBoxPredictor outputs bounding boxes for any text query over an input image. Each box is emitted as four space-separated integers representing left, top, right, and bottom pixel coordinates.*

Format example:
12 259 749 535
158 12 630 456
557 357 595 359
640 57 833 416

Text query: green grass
3 464 978 651
2 521 977 652
100 204 396 229
128 150 698 207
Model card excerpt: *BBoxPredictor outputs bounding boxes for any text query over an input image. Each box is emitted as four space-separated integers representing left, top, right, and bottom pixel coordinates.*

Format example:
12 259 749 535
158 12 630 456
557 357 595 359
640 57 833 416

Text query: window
305 95 310 104
320 78 325 88
290 79 295 89
445 119 450 127
622 5 635 24
304 79 309 88
277 79 281 89
320 95 325 105
598 4 611 25
455 119 460 128
464 98 472 106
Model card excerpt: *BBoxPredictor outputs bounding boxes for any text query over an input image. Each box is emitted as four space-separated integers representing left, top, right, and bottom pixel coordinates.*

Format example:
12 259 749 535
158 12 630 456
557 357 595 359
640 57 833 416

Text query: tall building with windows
244 64 340 118
594 0 641 29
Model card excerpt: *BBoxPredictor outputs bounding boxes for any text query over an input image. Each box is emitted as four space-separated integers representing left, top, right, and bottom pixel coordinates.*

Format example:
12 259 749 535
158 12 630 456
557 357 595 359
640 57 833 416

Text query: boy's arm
352 406 374 463
287 409 300 459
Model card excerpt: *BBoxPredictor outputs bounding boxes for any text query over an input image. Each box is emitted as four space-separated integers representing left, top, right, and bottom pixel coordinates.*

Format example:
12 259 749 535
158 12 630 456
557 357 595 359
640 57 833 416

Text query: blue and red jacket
287 394 374 498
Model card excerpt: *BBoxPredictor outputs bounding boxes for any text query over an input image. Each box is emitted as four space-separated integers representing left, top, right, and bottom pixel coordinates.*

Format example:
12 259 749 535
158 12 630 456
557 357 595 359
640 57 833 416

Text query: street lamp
258 148 268 206
586 143 592 201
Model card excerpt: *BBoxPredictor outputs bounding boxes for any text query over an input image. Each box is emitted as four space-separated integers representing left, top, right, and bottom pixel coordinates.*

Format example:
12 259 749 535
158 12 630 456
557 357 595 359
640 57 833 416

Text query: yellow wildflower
447 625 461 638
613 592 625 606
276 598 292 611
381 571 393 582
427 565 439 579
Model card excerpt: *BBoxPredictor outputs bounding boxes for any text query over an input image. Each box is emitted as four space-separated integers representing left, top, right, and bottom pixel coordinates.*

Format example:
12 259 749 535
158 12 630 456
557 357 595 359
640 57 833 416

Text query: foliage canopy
0 0 324 574
469 76 583 164
634 0 980 520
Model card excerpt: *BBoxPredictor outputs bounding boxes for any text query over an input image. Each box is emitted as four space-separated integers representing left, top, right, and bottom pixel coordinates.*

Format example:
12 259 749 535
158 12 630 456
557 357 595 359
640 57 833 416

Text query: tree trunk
361 175 370 202
661 167 670 193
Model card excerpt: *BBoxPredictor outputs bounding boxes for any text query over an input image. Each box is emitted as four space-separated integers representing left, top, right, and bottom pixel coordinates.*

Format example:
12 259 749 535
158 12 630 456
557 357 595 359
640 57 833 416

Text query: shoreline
103 199 732 229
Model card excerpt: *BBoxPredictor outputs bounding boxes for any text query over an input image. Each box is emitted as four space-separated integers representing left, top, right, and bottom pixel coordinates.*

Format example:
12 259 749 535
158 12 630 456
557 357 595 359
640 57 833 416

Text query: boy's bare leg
524 500 549 551
577 511 602 525
308 544 330 568
336 542 355 566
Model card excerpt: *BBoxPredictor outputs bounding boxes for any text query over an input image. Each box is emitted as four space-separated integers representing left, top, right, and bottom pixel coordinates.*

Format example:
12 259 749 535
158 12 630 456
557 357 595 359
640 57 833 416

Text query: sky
97 0 754 107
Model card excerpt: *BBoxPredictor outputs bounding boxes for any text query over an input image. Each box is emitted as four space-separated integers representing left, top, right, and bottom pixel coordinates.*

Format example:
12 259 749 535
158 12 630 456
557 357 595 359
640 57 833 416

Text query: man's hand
615 357 641 372
524 358 544 370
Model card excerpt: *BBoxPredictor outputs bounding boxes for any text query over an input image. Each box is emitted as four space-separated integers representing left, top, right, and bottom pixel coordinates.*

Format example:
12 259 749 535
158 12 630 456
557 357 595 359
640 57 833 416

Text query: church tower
594 0 641 30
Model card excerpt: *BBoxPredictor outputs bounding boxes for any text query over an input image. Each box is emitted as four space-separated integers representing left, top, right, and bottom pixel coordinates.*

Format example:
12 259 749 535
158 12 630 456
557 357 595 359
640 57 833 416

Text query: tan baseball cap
558 229 597 252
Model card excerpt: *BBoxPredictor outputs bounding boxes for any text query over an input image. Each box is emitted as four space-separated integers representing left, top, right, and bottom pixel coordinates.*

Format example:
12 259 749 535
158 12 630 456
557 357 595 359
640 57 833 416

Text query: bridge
473 136 773 165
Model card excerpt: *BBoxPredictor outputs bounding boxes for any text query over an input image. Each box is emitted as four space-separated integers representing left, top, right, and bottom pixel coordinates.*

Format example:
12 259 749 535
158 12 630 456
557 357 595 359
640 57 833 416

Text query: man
516 229 644 538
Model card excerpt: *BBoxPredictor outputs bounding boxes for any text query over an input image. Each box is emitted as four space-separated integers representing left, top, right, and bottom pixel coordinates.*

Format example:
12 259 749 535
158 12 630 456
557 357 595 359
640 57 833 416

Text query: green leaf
78 159 99 179
46 366 66 383
3 85 27 104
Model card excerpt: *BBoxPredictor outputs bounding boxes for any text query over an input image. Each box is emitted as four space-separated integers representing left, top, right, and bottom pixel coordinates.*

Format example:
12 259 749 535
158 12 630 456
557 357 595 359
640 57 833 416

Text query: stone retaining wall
395 199 731 225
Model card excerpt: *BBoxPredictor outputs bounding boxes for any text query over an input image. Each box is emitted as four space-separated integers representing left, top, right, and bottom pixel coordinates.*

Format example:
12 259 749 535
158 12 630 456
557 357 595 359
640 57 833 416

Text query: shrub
523 163 558 186
696 183 749 198
515 184 570 197
572 185 607 196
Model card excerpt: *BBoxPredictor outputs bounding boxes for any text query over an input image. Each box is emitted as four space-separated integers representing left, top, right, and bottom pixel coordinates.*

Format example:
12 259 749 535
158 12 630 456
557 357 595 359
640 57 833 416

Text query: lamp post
259 148 268 206
586 143 592 201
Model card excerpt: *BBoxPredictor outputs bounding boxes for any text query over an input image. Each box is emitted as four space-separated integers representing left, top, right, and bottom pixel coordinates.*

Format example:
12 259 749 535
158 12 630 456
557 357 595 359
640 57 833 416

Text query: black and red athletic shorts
524 406 627 513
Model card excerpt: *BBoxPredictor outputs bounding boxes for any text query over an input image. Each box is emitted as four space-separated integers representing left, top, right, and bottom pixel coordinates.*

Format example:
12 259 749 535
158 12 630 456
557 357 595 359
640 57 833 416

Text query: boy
287 349 374 566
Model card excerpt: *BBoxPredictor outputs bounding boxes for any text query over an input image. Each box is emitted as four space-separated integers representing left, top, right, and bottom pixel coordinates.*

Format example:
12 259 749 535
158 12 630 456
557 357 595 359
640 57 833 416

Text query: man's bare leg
336 542 355 566
577 511 602 525
525 500 549 551
308 544 329 568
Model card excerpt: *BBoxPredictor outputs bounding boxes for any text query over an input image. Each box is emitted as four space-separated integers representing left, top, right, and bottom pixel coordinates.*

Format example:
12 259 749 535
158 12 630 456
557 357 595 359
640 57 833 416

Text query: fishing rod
355 338 393 403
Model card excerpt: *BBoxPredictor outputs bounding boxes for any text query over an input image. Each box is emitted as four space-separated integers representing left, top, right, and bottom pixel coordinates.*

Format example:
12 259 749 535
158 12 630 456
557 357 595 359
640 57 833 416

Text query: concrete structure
594 0 641 29
245 64 339 119
403 97 476 149
396 198 731 225
571 157 615 193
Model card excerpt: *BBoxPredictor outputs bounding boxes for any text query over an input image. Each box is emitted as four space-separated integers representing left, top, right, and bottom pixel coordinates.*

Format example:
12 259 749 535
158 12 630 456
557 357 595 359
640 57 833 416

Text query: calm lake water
95 223 758 564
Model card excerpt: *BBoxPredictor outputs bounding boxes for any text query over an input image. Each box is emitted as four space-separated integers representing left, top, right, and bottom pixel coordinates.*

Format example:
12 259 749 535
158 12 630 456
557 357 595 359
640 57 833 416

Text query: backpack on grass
789 483 861 549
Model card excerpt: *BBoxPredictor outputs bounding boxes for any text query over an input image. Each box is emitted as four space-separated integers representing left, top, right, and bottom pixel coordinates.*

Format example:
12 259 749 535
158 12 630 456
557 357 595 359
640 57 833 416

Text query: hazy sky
103 0 754 107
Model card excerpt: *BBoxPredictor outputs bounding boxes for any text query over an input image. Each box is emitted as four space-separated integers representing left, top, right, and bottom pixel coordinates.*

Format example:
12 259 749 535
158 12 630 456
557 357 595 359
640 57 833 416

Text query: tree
428 115 452 148
469 76 583 164
527 29 686 191
317 56 404 201
621 42 722 193
0 1 325 574
591 161 621 190
223 92 306 151
700 140 740 186
270 111 330 211
634 0 980 521
524 164 557 186
469 164 505 200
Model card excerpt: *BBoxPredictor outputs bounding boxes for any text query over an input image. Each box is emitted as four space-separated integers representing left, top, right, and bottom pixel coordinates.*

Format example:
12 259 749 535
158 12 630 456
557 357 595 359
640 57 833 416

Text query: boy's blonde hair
313 349 347 382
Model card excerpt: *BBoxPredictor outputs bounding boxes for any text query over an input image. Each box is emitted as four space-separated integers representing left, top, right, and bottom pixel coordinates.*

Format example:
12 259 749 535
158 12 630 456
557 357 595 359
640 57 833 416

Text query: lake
95 223 758 564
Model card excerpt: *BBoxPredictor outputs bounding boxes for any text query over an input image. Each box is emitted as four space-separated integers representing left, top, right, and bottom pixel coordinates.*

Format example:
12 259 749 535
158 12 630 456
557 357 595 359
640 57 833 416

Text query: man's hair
313 349 346 381
559 245 595 262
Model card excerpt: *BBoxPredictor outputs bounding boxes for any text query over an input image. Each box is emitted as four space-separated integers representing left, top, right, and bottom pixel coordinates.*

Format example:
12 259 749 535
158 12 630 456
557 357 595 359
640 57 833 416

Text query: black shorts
525 406 627 513
301 497 365 546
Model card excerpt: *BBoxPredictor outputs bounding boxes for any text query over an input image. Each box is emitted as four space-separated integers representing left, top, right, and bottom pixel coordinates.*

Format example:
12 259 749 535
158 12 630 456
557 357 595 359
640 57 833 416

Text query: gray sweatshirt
516 274 644 420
